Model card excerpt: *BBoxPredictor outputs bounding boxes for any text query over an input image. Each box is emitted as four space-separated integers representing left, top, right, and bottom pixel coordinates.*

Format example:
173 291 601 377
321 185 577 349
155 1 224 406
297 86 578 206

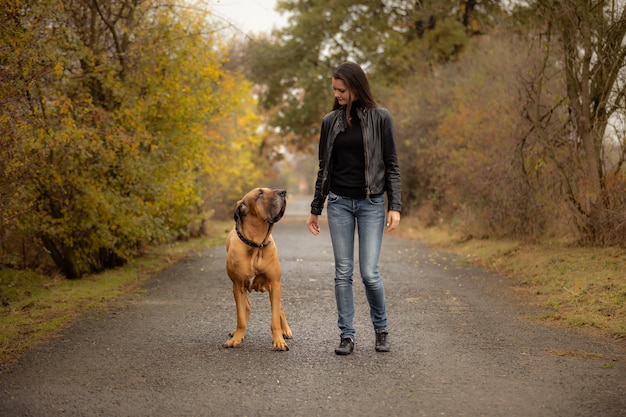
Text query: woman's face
332 78 353 105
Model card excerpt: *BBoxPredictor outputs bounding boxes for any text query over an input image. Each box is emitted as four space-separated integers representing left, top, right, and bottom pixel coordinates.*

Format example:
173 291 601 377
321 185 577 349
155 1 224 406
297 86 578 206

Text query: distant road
284 194 317 220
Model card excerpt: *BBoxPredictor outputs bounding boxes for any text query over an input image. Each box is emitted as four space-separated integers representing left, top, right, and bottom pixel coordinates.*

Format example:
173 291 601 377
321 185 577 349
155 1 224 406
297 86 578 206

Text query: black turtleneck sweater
330 106 366 199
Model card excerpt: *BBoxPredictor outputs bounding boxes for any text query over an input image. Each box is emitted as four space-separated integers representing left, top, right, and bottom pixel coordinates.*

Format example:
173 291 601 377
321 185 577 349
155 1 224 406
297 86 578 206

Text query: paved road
1 196 625 417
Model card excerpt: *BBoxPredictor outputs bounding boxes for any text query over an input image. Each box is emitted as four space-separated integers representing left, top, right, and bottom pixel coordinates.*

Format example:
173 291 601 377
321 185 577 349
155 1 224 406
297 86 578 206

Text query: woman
306 62 402 355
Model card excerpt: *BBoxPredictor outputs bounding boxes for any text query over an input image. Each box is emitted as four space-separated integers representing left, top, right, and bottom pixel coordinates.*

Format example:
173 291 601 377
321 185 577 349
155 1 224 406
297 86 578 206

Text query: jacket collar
336 105 367 131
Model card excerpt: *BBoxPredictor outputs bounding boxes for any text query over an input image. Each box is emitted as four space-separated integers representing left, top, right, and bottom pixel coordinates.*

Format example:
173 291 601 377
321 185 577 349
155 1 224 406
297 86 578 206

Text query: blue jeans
327 191 387 340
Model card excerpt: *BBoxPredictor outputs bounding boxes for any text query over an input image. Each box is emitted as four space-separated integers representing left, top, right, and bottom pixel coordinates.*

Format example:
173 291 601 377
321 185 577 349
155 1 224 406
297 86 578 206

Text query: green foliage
244 0 501 150
422 18 468 63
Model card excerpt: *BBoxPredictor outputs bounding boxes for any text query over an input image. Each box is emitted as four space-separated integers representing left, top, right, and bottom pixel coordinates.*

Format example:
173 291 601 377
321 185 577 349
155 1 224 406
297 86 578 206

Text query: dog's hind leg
223 285 250 348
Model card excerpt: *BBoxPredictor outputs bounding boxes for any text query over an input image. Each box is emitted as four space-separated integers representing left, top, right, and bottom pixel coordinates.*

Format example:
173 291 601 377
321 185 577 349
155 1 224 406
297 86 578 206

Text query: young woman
306 62 402 355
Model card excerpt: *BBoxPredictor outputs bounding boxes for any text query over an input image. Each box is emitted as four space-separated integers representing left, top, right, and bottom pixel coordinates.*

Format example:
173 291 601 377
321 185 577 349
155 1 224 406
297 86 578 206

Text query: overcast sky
210 0 288 35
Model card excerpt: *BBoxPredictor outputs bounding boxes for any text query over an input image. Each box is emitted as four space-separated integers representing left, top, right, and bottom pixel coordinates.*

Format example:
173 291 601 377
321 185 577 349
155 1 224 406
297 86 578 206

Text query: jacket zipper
360 108 371 198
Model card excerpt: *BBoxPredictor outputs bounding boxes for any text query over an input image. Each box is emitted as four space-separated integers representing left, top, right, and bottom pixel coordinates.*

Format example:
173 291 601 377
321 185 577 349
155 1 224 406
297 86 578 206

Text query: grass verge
398 217 626 341
0 221 230 370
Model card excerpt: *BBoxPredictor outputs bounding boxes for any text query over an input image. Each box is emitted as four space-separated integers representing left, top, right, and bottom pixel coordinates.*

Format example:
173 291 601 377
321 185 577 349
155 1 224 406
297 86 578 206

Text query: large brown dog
224 187 292 351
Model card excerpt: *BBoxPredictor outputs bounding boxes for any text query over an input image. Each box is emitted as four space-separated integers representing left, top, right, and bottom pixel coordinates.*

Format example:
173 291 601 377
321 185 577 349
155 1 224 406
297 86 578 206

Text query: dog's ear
234 201 249 221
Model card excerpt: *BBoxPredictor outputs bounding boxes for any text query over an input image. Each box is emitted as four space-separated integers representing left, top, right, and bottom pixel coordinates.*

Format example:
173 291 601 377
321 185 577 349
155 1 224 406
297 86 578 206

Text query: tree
243 0 502 150
382 33 543 237
518 0 626 245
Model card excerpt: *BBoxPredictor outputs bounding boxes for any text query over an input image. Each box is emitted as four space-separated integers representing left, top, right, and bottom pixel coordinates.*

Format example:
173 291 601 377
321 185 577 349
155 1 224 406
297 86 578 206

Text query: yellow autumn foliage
0 0 266 277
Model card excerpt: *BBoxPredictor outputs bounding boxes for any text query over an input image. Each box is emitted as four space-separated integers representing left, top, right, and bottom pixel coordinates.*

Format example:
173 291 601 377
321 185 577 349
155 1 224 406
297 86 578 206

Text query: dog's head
234 188 287 224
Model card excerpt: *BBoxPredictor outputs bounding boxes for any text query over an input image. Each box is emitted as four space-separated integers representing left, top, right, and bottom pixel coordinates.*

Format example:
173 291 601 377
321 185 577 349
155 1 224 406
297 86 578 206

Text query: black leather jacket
310 105 402 215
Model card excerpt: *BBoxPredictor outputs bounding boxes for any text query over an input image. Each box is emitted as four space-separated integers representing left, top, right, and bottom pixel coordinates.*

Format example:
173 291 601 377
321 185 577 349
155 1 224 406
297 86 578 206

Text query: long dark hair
332 62 377 126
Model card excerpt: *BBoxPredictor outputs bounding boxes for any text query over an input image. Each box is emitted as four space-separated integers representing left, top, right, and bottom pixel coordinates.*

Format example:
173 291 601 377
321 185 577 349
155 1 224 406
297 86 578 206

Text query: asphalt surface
1 196 625 417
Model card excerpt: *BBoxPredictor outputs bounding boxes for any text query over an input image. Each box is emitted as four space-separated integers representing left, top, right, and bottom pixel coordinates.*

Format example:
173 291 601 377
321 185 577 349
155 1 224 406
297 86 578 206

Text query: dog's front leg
279 305 292 341
223 284 250 348
268 281 290 351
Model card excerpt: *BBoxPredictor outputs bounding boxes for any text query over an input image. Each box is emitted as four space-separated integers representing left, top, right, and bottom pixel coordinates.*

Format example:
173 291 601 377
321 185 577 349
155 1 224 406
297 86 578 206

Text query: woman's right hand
306 214 320 236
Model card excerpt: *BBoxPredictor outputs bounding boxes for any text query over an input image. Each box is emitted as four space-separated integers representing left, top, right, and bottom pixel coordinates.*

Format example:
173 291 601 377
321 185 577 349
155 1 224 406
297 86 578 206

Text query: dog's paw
223 338 243 348
223 331 244 348
272 339 289 351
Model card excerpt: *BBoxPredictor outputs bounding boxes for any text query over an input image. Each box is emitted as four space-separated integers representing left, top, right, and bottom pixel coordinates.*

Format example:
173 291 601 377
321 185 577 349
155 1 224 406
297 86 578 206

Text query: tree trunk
552 0 626 244
41 234 82 279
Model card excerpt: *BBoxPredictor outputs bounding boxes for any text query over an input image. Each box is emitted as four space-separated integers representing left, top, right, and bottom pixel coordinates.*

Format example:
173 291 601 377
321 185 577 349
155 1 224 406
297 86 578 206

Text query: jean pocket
368 195 385 205
327 192 340 204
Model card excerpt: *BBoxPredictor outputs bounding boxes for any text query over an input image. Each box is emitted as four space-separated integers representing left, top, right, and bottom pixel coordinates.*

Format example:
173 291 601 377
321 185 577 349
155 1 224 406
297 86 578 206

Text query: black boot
335 337 354 355
375 330 390 352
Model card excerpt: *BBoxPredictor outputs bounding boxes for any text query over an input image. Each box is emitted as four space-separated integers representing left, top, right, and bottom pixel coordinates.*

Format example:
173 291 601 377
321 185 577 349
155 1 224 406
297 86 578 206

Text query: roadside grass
0 221 230 370
398 217 626 341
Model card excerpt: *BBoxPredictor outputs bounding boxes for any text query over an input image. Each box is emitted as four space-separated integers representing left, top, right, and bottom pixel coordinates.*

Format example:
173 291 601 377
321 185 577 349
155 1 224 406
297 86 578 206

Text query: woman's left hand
385 210 400 232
